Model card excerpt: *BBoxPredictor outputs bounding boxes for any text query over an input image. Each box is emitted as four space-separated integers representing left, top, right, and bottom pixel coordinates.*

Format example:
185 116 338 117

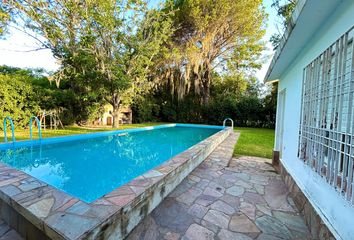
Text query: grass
0 122 164 142
233 127 275 159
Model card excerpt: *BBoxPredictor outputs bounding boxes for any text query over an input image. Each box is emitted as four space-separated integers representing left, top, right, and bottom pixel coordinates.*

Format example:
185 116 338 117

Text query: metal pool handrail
29 116 42 140
223 118 234 128
3 116 16 143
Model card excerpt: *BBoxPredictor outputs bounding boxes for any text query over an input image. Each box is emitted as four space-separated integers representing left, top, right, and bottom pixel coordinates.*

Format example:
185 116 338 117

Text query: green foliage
160 97 204 123
270 0 297 48
272 0 297 23
0 65 103 126
132 81 276 128
0 4 10 37
5 0 174 127
262 82 278 127
160 0 266 103
131 96 160 123
0 73 40 129
235 96 263 126
211 73 248 97
202 95 238 125
132 65 276 128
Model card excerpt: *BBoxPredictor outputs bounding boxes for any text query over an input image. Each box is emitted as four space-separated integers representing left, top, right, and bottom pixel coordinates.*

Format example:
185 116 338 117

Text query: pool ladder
223 118 234 128
3 116 42 143
29 116 42 140
3 116 16 143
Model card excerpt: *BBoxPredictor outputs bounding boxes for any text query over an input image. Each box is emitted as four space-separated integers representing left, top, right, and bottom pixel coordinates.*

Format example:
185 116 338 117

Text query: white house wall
276 1 354 239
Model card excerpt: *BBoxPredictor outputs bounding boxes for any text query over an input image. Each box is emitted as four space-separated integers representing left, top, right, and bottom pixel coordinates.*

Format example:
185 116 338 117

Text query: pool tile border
0 125 232 239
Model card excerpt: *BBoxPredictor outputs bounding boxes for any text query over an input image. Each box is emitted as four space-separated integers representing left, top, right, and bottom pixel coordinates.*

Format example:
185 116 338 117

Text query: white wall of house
275 1 354 239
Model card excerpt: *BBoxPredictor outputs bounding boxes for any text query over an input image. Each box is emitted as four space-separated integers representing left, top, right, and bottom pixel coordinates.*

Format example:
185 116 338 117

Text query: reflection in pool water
0 126 219 202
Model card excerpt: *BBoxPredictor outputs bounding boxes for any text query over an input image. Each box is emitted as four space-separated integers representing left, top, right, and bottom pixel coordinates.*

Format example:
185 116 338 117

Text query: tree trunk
201 81 210 105
201 66 211 105
108 93 121 128
112 103 120 128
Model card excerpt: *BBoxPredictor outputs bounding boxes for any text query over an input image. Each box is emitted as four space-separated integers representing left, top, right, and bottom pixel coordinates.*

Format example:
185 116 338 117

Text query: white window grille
298 26 354 204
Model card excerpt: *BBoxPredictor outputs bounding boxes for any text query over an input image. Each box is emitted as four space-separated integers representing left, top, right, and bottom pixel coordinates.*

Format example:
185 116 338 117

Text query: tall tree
0 68 41 129
159 0 266 104
4 0 174 127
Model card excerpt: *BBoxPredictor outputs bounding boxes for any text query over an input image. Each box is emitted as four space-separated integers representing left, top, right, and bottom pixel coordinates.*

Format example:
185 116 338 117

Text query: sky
0 0 280 81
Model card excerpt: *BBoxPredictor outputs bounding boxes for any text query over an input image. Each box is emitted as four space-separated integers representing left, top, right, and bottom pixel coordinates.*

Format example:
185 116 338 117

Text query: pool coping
0 124 232 239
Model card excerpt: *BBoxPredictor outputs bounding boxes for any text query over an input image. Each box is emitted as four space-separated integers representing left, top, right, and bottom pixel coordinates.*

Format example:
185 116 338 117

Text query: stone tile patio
0 219 22 240
127 134 311 240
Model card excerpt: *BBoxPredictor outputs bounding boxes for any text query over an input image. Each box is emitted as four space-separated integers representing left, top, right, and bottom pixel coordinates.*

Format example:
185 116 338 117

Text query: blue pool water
0 125 220 202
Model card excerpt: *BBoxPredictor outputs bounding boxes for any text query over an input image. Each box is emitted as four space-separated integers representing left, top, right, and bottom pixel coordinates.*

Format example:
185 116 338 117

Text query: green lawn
0 122 164 142
233 127 275 159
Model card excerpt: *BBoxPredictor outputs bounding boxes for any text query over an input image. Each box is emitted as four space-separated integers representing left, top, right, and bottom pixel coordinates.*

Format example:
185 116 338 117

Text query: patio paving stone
226 185 245 197
0 221 10 236
220 194 240 209
256 233 284 240
210 200 235 215
44 212 100 239
240 201 257 220
27 197 54 218
0 229 23 240
195 179 210 190
243 192 266 205
255 215 293 239
203 209 230 229
217 229 253 240
187 203 208 219
0 220 22 240
182 223 214 240
229 214 260 233
0 185 21 197
195 194 217 206
176 187 203 206
255 204 272 216
151 198 194 233
127 132 311 239
203 187 223 198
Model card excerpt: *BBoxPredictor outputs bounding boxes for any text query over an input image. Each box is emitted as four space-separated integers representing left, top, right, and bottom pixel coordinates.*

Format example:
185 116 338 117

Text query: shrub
131 92 275 128
131 96 160 123
0 74 40 129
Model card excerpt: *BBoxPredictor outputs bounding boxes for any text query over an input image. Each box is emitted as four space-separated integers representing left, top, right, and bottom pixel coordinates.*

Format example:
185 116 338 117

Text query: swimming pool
0 124 220 202
0 123 231 239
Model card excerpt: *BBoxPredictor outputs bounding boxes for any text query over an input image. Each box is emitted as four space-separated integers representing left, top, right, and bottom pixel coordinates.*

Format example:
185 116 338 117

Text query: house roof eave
264 0 343 82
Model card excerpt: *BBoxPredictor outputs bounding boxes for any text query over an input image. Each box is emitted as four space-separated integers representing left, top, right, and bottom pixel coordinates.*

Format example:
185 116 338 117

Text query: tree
0 65 103 126
159 0 266 104
0 4 10 37
0 70 40 129
4 0 174 127
272 0 297 23
262 82 278 128
270 0 297 48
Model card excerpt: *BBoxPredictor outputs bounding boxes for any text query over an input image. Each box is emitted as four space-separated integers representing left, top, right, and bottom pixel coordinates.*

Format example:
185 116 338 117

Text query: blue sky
0 0 279 81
